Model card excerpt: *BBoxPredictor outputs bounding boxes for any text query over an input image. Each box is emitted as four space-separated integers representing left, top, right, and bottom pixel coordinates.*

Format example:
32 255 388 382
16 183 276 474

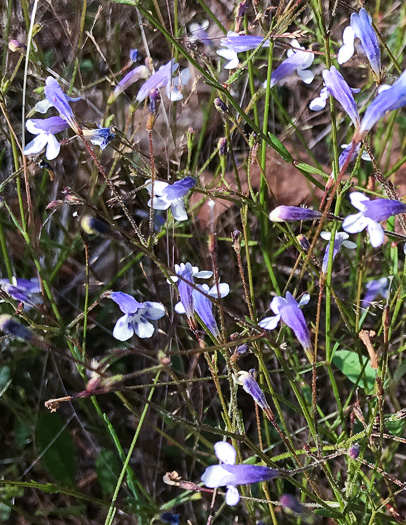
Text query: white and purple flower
147 177 196 222
342 192 406 247
266 39 314 88
337 8 381 78
269 205 322 222
23 116 69 160
259 292 312 355
136 59 190 103
0 277 42 309
109 291 165 340
320 231 356 274
217 32 269 69
362 277 389 307
201 441 279 506
108 64 150 103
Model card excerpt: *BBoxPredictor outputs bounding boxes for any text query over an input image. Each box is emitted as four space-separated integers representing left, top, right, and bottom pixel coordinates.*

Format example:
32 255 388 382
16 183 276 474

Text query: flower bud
214 97 229 114
0 314 35 342
269 205 322 223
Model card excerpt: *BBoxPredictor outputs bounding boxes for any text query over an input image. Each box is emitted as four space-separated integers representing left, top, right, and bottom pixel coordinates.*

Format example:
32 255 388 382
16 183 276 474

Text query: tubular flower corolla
23 116 69 160
147 177 196 221
201 441 279 506
320 231 356 274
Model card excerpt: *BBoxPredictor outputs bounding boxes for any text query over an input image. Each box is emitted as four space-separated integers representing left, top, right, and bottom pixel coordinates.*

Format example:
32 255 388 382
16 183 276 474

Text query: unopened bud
296 234 310 251
149 88 161 115
81 216 111 236
237 0 247 17
8 39 26 53
218 137 227 156
269 205 322 223
0 314 34 342
214 97 229 114
348 443 360 459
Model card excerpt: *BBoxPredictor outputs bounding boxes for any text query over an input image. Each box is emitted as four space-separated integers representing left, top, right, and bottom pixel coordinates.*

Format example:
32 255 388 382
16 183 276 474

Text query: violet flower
171 263 213 320
82 127 115 150
338 9 381 78
338 143 371 170
342 192 406 247
265 39 314 88
175 281 230 338
201 441 279 506
147 177 196 222
189 20 211 46
136 59 190 103
23 116 69 160
320 231 356 274
362 277 389 307
108 64 150 103
280 494 303 515
109 291 165 340
217 32 269 69
0 277 42 308
259 292 312 355
357 70 406 139
321 66 360 128
0 314 35 343
35 77 81 133
269 205 322 222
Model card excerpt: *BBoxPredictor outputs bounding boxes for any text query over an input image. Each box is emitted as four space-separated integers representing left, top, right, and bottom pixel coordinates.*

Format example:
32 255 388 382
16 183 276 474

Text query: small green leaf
36 413 77 487
333 350 376 394
393 359 406 384
95 450 121 497
0 366 11 397
385 418 406 437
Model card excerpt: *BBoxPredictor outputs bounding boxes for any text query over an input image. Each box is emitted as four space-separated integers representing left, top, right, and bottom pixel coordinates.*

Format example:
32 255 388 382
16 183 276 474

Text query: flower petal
170 199 188 221
143 301 165 320
133 316 155 338
367 220 384 247
208 283 230 298
342 212 369 234
258 314 281 330
110 291 144 314
148 196 171 211
225 486 240 506
45 133 61 160
174 301 186 314
113 314 135 341
23 134 49 156
214 441 236 464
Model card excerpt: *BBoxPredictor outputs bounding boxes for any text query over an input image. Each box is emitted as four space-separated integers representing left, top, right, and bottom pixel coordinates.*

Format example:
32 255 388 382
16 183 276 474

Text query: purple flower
338 143 371 170
82 127 115 150
269 205 322 222
109 291 165 340
35 77 81 132
217 32 269 69
136 59 190 103
348 443 361 460
189 20 211 46
236 370 270 413
0 277 42 309
108 65 150 103
129 49 139 62
201 441 279 506
320 231 356 273
338 9 381 78
172 263 212 320
322 67 360 127
342 192 406 247
265 39 314 87
358 71 406 138
175 282 229 338
23 116 69 160
147 177 196 222
362 277 389 307
259 292 312 354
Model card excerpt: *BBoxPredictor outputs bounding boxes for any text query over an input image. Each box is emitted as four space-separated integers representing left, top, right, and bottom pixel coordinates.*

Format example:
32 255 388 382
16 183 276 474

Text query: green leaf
393 359 406 384
95 450 121 497
385 417 406 437
267 132 293 163
332 350 376 394
0 366 11 397
36 413 77 487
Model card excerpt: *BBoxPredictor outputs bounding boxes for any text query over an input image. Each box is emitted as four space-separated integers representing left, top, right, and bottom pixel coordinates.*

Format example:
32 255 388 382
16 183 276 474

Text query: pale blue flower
362 277 389 307
321 66 360 127
189 20 211 46
201 441 279 506
266 39 314 87
108 64 150 103
82 126 115 150
259 292 312 354
342 192 406 247
0 277 42 308
269 205 322 222
23 116 69 160
35 77 81 132
338 8 381 77
147 177 196 221
320 231 356 273
136 59 190 103
109 291 165 340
